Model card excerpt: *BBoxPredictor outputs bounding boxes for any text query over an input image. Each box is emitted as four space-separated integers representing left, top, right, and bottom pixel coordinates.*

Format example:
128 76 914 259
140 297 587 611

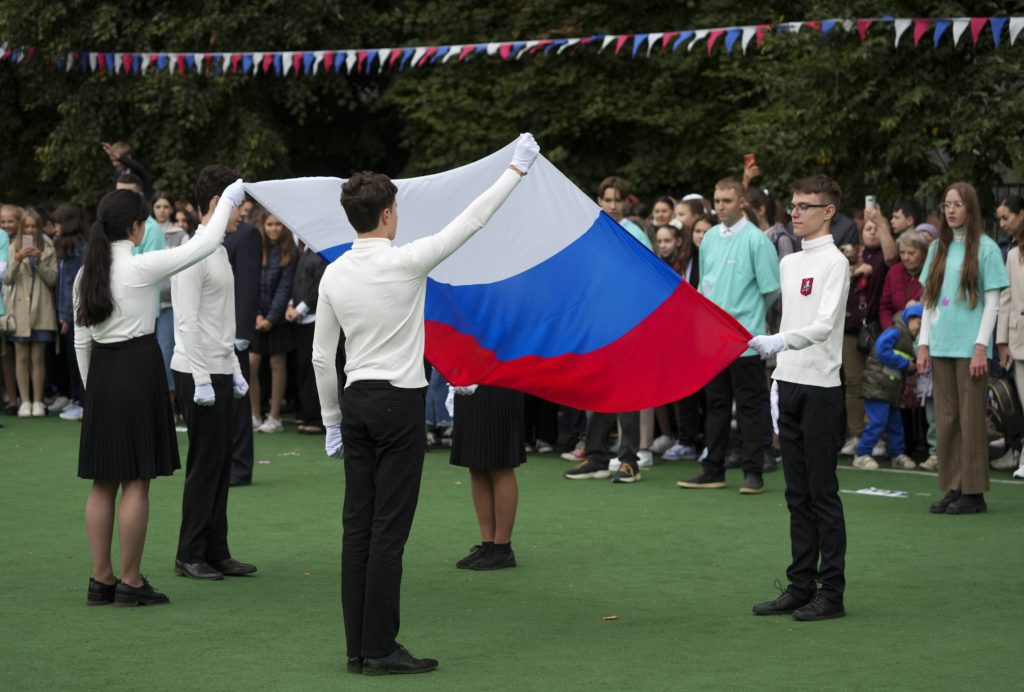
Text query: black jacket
291 247 327 314
224 222 262 342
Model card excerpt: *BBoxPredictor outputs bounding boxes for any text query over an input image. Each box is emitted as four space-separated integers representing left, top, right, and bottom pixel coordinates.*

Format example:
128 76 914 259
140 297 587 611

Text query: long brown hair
256 209 294 268
16 208 45 251
922 182 984 310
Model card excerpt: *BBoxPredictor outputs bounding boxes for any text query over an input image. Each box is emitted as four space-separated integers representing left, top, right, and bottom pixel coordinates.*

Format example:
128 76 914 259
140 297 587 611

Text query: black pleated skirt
78 334 181 481
252 323 294 355
449 385 526 469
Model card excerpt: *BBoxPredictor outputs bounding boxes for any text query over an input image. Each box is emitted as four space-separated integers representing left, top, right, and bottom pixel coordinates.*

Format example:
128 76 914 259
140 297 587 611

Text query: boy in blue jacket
854 304 923 470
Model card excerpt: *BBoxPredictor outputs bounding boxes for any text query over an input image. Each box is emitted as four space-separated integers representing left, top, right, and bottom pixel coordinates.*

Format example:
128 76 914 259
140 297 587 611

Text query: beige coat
3 239 58 338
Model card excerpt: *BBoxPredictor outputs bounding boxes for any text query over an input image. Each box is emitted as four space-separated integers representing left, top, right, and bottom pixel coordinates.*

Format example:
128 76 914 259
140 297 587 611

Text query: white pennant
441 45 459 63
252 51 264 74
378 48 393 72
741 27 757 54
312 50 325 74
646 32 664 56
66 52 74 72
113 52 123 73
167 53 178 73
141 53 151 73
88 52 98 72
517 39 540 59
952 18 970 46
842 20 855 32
689 29 709 51
220 53 231 72
486 42 500 56
345 51 357 74
1010 17 1024 45
894 18 912 46
410 46 427 68
788 22 804 33
194 53 204 73
600 34 617 51
558 38 581 54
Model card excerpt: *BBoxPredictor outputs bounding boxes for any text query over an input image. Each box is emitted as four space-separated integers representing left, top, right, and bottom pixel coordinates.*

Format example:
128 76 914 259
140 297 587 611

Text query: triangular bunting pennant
689 29 709 52
313 50 325 74
302 52 315 75
377 48 391 72
356 50 367 73
1010 18 1024 45
409 47 427 68
934 19 951 45
458 45 476 61
631 34 648 58
324 51 335 73
345 51 358 74
706 29 725 55
756 25 770 48
741 27 757 53
894 18 912 46
724 28 741 54
113 52 123 74
857 19 874 41
970 17 988 44
821 19 839 33
336 51 347 73
97 52 107 72
441 45 458 63
262 54 275 75
990 17 1007 47
913 19 930 46
673 31 694 51
88 52 98 73
557 38 580 54
598 35 615 52
646 32 663 56
614 34 630 55
661 32 678 51
419 47 438 66
252 52 264 74
952 18 970 46
241 54 252 74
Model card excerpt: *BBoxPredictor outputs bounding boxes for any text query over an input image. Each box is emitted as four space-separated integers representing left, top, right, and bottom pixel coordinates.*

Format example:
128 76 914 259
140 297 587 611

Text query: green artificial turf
1 415 1022 691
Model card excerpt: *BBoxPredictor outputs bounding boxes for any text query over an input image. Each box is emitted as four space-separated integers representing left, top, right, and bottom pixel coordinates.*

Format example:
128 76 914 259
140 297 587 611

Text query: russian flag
244 140 749 412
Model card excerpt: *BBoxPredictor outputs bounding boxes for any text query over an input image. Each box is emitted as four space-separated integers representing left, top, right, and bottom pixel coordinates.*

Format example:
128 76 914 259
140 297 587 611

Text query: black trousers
341 381 427 659
704 355 768 476
230 347 255 484
523 394 558 445
584 410 640 465
174 371 235 563
777 381 846 602
292 323 322 426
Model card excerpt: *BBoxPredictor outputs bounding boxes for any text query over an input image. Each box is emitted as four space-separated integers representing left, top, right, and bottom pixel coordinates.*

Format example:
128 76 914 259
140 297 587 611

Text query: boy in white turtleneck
748 175 850 622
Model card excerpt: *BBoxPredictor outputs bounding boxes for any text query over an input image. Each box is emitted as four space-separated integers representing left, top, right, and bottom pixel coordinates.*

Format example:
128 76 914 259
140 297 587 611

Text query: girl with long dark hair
917 182 1008 514
995 195 1024 479
52 203 90 420
74 182 243 606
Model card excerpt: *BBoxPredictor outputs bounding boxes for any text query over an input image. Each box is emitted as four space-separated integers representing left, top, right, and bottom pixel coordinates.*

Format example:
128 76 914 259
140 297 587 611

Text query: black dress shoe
752 587 812 615
929 490 961 514
456 543 490 569
347 657 363 674
114 577 170 606
946 493 987 514
174 559 224 580
469 544 516 571
792 593 845 621
209 558 258 575
87 578 117 606
363 645 438 676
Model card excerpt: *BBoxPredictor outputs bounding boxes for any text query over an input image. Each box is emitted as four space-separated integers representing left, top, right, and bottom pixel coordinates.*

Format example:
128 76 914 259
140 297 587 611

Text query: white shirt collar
718 218 747 237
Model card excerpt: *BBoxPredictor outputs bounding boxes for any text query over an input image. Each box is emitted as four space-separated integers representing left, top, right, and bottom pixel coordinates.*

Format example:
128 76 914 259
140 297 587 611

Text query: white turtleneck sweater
772 234 851 388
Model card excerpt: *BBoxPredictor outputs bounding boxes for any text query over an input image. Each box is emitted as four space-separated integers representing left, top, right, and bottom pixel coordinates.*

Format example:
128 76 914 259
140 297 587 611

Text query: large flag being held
244 139 750 413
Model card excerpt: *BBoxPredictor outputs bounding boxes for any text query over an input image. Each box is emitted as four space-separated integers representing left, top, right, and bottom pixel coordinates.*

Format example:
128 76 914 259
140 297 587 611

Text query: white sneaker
560 440 586 462
891 454 917 470
31 402 46 417
637 450 654 468
991 449 1019 471
853 455 879 470
535 439 554 454
18 402 31 418
872 439 887 457
47 396 70 414
1013 465 1024 479
662 443 697 461
919 455 939 471
839 437 859 456
651 435 676 454
252 415 262 428
59 403 84 421
257 417 283 433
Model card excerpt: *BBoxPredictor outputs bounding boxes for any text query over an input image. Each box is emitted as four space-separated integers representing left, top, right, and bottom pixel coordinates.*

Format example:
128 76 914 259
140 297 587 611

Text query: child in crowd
151 191 186 413
854 305 922 470
52 203 89 420
5 208 58 417
249 211 296 433
1 204 22 413
285 242 329 434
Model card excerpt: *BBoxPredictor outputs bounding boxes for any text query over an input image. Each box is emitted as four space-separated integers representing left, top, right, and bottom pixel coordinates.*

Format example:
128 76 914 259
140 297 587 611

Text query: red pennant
756 25 770 49
707 29 725 54
614 34 630 55
531 40 553 55
261 54 274 74
662 31 678 51
231 54 241 73
389 50 403 68
970 17 988 44
458 45 475 62
177 54 186 74
498 43 513 60
97 52 107 72
291 52 303 75
323 51 335 72
579 36 593 45
857 19 874 41
913 18 930 46
356 50 367 73
149 53 158 71
419 46 438 66
805 21 821 31
122 53 133 73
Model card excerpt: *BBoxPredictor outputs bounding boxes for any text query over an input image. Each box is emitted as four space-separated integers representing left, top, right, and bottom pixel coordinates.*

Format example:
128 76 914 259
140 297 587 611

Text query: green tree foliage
1 0 1021 213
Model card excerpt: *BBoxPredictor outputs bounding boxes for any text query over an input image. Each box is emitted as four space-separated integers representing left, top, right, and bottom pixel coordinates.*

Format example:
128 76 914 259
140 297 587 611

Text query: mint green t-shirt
132 216 167 256
920 233 1008 358
0 230 8 316
699 220 781 356
620 218 653 251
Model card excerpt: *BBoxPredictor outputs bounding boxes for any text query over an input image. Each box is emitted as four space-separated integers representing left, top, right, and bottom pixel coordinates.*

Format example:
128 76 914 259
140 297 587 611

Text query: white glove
222 178 246 208
749 334 786 358
770 381 779 435
445 386 456 417
193 383 216 407
510 133 540 175
325 425 344 458
232 372 249 399
234 338 250 351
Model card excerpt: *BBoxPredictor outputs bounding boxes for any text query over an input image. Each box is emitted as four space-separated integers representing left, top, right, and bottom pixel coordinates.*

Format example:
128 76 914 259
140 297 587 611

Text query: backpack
987 375 1024 461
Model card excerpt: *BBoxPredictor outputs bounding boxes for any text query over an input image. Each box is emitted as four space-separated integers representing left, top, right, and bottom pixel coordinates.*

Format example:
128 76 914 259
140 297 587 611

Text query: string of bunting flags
1 15 1022 77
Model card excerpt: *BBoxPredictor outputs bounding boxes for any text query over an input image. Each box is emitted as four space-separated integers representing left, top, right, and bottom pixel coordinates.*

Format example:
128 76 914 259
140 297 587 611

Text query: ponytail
76 190 147 327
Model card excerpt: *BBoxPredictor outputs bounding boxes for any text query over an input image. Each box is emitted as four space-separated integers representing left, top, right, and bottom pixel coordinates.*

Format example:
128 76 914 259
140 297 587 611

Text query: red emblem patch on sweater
800 277 813 296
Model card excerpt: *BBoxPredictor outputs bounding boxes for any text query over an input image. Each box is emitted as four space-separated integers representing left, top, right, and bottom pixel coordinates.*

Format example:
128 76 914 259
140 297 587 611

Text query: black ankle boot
946 493 986 514
929 490 961 514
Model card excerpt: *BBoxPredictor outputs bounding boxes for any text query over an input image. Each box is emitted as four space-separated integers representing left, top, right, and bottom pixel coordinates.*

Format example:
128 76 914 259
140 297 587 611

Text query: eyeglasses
941 201 965 212
786 203 830 215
